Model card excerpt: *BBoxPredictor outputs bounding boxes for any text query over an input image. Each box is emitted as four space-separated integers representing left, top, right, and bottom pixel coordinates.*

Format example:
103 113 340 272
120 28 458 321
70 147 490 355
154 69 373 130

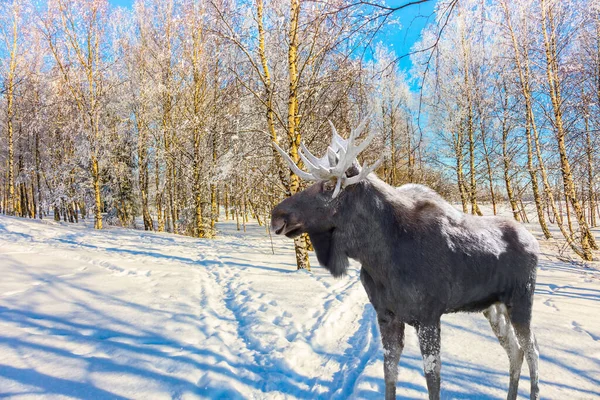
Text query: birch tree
0 0 20 216
41 0 109 229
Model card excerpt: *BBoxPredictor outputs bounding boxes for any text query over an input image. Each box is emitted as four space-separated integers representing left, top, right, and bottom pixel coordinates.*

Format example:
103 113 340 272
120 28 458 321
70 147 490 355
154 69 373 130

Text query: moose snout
271 206 288 235
271 215 287 235
271 205 304 237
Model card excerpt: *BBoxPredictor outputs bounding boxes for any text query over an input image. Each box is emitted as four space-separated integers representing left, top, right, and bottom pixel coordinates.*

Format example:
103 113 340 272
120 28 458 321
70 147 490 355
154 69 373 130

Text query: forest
1 0 599 268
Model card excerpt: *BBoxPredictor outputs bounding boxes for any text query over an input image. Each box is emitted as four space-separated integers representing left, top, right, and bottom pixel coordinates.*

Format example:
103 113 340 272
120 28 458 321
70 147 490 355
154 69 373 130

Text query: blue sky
381 0 437 70
107 0 435 72
108 0 133 7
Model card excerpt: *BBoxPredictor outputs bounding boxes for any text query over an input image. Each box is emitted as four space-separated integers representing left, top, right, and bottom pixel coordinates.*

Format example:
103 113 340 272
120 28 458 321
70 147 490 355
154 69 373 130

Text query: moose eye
323 180 336 192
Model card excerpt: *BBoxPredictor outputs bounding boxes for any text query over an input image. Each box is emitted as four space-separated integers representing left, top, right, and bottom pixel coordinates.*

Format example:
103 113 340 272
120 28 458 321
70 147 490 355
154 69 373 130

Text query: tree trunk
163 84 175 234
35 130 43 219
460 24 482 216
137 111 153 231
541 0 597 259
91 155 103 229
224 186 230 221
62 200 67 222
585 110 596 227
155 153 164 232
466 114 482 216
454 127 468 213
30 179 36 219
210 131 218 236
5 1 18 216
193 161 205 238
501 1 554 238
406 118 415 183
235 199 240 231
287 0 310 271
80 201 86 220
519 198 529 223
389 107 397 186
73 202 78 223
481 127 496 215
526 121 551 238
211 183 217 233
242 192 247 232
501 98 520 221
564 191 574 236
20 181 28 218
256 0 290 192
192 111 205 238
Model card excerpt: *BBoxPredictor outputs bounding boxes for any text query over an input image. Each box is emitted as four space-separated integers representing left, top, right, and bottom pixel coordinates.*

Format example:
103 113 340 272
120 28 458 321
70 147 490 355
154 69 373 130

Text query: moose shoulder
271 121 539 400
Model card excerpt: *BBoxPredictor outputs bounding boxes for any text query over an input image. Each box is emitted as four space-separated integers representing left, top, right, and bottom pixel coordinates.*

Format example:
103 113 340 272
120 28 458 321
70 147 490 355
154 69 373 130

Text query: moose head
270 119 381 277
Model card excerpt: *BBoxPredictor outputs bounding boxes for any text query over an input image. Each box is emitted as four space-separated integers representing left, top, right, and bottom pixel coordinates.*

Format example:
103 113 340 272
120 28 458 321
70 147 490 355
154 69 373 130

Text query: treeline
1 0 599 262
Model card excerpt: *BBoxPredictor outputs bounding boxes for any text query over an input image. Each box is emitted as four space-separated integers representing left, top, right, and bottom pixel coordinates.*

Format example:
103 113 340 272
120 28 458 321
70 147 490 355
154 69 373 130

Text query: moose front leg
377 313 405 400
417 321 442 400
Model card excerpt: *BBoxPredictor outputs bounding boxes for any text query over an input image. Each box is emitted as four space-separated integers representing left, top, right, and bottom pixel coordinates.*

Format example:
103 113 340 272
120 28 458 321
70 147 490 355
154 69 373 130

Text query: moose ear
345 162 361 178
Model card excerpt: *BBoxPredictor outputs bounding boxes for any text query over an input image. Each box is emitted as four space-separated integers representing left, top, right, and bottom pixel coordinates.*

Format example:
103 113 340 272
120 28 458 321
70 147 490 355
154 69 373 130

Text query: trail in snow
0 215 599 399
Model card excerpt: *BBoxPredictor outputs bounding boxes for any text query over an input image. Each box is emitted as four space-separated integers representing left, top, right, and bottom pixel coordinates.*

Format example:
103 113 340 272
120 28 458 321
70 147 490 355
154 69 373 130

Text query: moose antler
273 118 382 198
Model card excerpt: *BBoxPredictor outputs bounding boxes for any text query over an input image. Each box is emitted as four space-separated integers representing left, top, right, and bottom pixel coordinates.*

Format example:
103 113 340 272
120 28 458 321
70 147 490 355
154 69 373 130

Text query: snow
0 214 599 399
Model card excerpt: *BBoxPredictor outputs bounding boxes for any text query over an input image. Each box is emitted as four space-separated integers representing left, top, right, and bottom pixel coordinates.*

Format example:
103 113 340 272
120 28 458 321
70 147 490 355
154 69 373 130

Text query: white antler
272 142 319 181
330 118 373 176
273 117 381 198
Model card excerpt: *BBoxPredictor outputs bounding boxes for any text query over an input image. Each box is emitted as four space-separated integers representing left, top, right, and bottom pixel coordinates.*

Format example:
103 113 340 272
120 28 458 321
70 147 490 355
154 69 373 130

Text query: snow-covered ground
0 214 599 399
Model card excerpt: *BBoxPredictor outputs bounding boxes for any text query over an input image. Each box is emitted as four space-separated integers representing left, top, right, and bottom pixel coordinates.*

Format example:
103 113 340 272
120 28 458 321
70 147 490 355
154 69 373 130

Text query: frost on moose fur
272 120 541 400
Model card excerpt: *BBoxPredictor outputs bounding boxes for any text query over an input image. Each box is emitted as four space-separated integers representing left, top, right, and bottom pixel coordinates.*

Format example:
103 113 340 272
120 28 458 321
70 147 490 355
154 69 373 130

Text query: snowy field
0 214 599 399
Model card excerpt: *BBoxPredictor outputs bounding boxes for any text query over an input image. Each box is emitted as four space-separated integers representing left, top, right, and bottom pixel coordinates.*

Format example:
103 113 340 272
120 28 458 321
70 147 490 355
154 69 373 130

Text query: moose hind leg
484 303 524 400
509 296 540 400
417 321 442 400
377 313 405 400
512 322 539 400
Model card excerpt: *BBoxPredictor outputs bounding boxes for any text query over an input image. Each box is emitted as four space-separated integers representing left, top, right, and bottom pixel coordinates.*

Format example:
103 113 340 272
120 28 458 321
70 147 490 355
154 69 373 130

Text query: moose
271 120 540 400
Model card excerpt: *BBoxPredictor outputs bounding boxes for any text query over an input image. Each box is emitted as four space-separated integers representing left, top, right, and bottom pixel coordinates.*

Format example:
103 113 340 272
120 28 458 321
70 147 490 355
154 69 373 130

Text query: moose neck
338 175 409 272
